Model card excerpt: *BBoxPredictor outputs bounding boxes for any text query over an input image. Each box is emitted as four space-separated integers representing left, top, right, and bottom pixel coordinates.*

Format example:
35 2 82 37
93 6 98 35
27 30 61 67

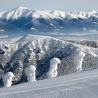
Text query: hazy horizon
0 0 98 12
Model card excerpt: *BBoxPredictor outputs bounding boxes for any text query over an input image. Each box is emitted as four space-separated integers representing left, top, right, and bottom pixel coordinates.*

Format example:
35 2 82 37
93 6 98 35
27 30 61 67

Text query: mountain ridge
0 6 98 34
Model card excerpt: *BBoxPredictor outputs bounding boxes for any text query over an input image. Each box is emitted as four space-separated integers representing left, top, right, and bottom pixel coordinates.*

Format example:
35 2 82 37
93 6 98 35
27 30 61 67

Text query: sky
0 0 98 11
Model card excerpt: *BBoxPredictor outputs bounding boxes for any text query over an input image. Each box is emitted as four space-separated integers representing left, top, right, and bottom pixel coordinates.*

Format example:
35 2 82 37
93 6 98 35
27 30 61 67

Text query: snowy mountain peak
0 6 32 20
0 7 98 20
32 10 66 19
7 6 32 20
32 10 98 19
0 7 98 33
15 6 31 11
88 10 97 15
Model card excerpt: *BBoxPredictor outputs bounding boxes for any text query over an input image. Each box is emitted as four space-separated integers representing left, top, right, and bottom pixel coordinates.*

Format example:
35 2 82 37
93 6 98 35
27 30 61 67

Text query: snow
0 11 6 18
0 6 98 97
0 29 5 32
0 69 98 98
0 34 97 86
0 7 98 33
11 6 31 19
2 72 14 87
0 6 32 20
47 57 61 78
25 65 36 82
32 9 98 19
32 10 66 19
1 7 97 20
73 50 85 72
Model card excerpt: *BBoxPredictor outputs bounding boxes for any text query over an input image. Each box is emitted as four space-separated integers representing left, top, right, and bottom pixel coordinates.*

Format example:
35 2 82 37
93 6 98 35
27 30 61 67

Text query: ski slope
0 69 98 98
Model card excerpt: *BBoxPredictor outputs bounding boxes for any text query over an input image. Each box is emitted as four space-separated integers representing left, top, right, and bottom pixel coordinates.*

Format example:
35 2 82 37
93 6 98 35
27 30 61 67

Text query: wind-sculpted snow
0 34 97 87
0 7 98 33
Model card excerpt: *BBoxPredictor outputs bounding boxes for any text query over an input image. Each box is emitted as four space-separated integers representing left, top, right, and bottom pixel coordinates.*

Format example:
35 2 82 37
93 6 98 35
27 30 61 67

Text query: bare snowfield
0 69 98 98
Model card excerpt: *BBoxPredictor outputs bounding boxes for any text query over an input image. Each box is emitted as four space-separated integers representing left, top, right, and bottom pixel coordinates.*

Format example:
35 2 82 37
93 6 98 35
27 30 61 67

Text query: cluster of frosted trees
2 50 86 87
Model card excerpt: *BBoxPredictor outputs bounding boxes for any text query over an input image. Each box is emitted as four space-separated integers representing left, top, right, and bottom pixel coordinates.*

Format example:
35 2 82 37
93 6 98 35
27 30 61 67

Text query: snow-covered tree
47 57 61 78
73 50 85 72
2 72 14 87
25 65 36 82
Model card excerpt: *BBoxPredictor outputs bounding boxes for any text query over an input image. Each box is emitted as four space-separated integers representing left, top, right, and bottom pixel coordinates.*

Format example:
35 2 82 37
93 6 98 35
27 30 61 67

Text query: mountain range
0 7 98 34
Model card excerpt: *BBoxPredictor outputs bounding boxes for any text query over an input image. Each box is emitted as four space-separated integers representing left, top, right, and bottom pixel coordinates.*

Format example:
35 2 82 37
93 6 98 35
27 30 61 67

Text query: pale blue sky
0 0 98 11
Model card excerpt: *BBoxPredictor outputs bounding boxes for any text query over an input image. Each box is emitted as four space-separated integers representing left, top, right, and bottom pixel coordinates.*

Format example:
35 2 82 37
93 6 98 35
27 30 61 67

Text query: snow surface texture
2 72 14 87
0 7 98 34
0 34 97 87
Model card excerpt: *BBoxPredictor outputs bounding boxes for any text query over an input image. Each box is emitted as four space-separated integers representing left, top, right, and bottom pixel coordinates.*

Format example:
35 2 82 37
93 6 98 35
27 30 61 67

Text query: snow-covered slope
0 7 98 34
0 7 32 20
0 69 98 98
0 34 97 86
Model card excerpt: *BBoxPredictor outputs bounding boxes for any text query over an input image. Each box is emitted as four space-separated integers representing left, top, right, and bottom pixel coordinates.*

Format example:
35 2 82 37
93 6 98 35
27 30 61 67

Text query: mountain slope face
0 34 97 86
0 7 98 33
